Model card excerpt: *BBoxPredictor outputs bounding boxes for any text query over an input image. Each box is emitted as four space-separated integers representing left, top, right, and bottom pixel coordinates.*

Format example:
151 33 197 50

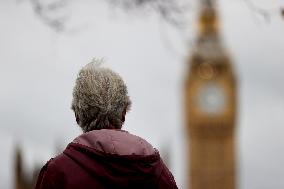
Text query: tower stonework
185 1 237 189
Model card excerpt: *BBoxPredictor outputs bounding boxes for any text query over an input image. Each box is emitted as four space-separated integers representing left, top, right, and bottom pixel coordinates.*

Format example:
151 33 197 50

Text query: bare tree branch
29 0 191 32
30 0 68 32
28 0 283 32
106 0 191 28
242 0 273 23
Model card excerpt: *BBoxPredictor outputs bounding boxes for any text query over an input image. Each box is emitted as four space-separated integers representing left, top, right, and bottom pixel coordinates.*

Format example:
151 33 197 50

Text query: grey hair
71 59 131 132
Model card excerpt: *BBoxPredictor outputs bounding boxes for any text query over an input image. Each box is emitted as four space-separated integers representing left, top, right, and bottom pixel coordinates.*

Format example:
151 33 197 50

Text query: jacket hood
63 129 164 188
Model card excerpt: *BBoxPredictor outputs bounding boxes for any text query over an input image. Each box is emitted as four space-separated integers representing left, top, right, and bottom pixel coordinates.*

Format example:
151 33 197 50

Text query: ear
75 112 80 125
121 107 127 123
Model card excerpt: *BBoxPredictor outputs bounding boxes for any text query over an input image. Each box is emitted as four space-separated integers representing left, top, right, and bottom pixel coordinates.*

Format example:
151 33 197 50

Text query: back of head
71 59 131 132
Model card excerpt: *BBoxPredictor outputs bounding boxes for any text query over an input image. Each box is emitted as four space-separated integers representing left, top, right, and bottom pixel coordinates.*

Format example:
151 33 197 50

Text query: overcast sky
0 0 284 188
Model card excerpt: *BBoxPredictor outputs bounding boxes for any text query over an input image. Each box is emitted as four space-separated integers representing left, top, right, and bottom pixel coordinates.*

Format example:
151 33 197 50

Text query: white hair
71 59 131 132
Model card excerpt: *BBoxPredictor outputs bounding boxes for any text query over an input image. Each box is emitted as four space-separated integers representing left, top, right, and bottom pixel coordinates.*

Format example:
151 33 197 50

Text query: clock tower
185 0 237 189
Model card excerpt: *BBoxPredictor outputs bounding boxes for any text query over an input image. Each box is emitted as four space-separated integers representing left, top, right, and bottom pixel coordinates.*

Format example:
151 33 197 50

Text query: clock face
197 83 226 114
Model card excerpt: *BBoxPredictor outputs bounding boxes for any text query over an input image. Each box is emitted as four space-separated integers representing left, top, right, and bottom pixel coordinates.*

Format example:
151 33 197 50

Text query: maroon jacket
35 129 178 189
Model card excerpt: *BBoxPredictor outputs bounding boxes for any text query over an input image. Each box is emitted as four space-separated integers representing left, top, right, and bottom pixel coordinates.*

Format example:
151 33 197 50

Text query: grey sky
0 0 284 188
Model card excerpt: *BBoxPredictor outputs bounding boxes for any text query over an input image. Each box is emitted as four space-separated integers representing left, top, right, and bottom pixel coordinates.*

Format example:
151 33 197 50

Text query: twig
242 0 271 23
30 0 68 32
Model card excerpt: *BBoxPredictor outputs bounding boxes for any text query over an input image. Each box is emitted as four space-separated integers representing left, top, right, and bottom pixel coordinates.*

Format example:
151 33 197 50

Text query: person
35 59 178 189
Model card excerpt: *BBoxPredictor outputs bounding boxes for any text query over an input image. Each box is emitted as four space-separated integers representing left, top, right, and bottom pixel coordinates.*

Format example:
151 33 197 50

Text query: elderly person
35 60 178 189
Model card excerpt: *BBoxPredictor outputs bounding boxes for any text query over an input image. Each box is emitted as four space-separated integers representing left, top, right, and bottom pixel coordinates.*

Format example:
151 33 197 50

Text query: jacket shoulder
35 154 67 189
158 160 178 189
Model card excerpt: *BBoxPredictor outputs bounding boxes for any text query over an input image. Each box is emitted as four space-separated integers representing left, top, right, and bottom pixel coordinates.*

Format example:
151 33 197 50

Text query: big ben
185 0 237 189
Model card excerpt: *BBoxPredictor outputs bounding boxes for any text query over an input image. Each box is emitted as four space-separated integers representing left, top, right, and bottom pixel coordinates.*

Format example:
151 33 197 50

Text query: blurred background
0 0 284 188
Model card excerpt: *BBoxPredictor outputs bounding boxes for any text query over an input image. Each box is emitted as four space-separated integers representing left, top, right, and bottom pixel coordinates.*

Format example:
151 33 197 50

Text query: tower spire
198 0 218 35
193 0 227 61
202 0 213 7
